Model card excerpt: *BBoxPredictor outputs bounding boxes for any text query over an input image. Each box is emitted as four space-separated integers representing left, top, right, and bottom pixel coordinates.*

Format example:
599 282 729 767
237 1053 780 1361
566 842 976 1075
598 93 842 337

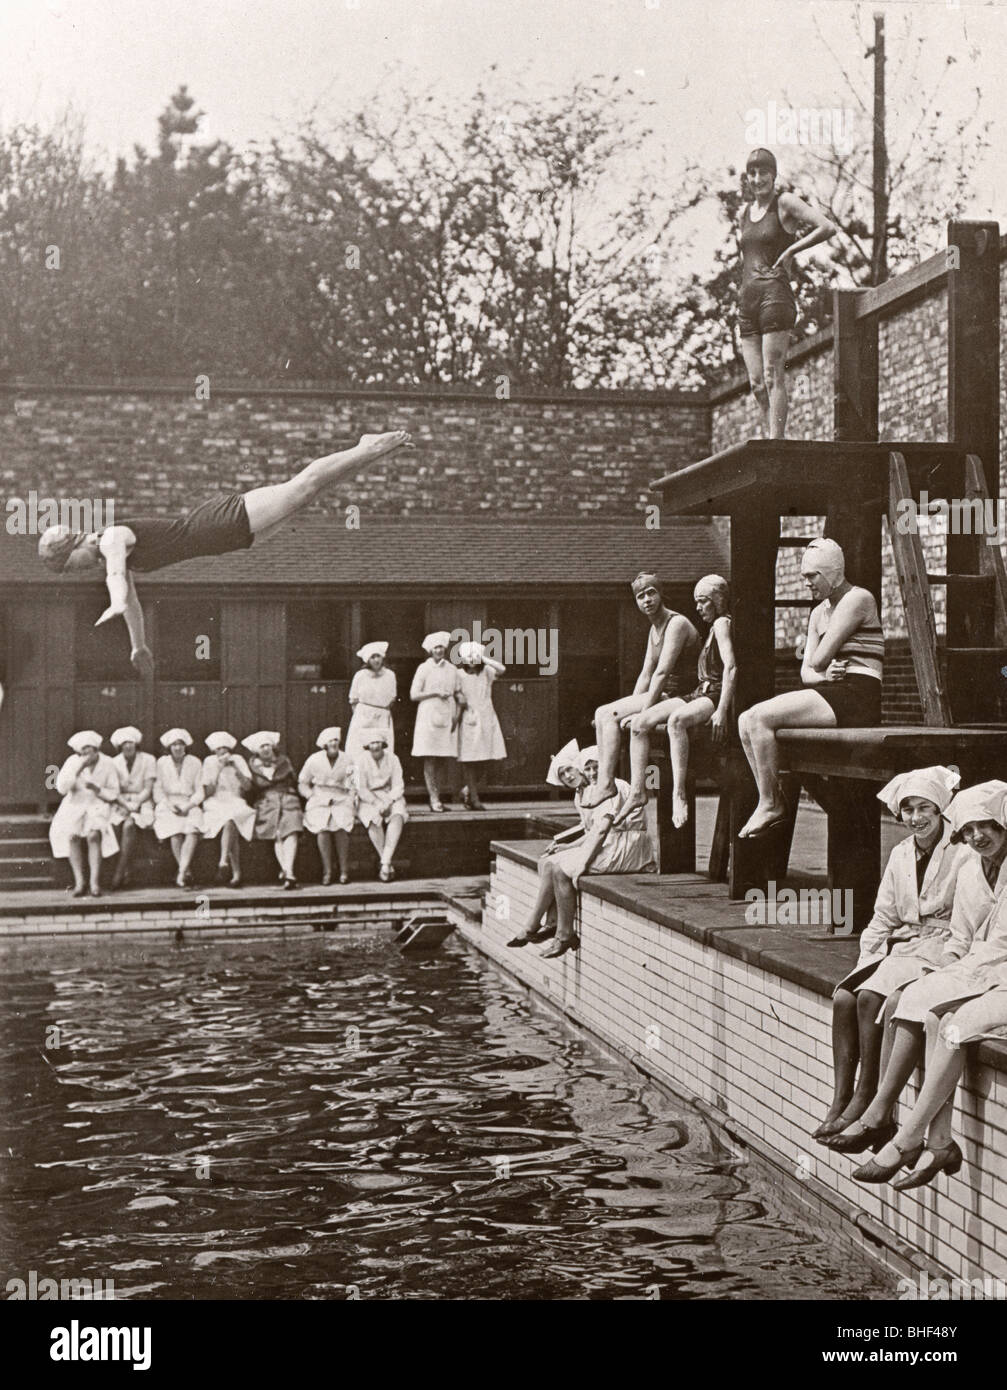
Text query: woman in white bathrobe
814 766 968 1141
828 780 1007 1167
354 731 408 882
298 726 357 885
201 731 255 887
410 631 461 811
456 641 507 810
49 730 122 897
153 727 205 889
108 725 156 889
345 642 397 760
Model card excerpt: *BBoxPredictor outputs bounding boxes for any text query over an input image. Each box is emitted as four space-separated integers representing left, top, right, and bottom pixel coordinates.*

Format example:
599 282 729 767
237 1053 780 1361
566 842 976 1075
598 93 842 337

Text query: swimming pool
0 930 891 1300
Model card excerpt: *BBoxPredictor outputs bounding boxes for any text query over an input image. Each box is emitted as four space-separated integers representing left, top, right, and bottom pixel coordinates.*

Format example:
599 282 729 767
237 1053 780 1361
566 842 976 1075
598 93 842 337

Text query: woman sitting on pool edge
50 730 123 897
737 537 883 839
813 765 967 1141
243 731 304 890
507 741 655 959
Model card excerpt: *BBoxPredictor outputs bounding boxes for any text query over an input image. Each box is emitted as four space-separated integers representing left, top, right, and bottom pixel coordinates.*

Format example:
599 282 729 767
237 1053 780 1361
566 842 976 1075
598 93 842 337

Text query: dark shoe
229 874 243 888
71 883 87 898
812 1115 849 1141
541 934 579 959
379 865 392 883
853 1140 925 1184
339 872 350 885
891 1141 963 1191
470 800 486 812
282 876 299 891
824 1120 896 1155
506 934 535 948
217 863 231 883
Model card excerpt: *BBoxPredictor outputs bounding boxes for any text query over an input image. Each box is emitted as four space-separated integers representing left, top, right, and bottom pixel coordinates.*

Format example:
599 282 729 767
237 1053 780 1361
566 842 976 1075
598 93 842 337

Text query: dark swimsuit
738 193 798 338
809 610 884 727
117 494 253 573
649 614 700 699
684 619 729 703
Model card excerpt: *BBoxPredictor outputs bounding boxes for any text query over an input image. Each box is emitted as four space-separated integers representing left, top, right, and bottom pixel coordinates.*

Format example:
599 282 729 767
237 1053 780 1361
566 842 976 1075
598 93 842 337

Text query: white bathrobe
49 753 121 859
201 753 256 841
298 750 357 834
836 829 970 997
153 754 205 839
110 750 157 830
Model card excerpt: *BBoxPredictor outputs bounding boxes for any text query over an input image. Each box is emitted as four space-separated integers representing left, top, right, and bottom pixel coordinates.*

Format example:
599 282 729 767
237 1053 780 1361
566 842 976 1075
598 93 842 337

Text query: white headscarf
159 728 193 749
422 631 452 654
204 731 237 752
546 739 580 786
877 765 961 818
242 731 280 755
357 641 388 663
315 726 342 748
578 744 600 770
110 726 143 748
457 641 486 665
946 780 1007 842
68 730 103 754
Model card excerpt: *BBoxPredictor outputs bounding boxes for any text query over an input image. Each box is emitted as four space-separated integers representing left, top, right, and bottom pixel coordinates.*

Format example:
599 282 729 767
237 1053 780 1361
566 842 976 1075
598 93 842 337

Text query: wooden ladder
888 450 1007 727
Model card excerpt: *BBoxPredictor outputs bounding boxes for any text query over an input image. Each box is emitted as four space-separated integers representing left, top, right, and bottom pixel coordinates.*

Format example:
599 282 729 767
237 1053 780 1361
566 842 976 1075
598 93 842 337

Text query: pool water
0 931 891 1301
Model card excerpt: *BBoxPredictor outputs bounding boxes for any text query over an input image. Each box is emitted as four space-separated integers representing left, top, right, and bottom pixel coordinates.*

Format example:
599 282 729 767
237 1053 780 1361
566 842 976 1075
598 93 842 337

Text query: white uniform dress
298 751 357 834
410 658 460 758
200 753 256 841
457 667 507 763
894 854 1007 1023
49 753 121 859
835 829 970 997
552 778 656 877
345 668 397 760
109 750 157 830
153 754 205 839
354 749 409 828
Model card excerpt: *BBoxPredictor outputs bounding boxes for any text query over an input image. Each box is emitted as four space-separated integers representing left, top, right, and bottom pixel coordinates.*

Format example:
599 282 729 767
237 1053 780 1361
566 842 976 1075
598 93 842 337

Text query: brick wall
0 386 709 523
470 845 1007 1285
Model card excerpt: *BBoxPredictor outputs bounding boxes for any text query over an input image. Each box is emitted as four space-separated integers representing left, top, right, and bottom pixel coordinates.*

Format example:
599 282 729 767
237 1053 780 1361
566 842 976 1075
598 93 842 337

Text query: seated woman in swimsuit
737 538 883 839
813 765 967 1141
36 431 412 678
583 572 700 810
824 782 1007 1173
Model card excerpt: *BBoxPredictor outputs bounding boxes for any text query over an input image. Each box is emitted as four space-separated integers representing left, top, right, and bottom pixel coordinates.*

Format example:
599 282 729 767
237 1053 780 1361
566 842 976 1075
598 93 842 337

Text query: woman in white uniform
153 728 205 889
298 726 357 885
410 631 461 812
507 741 656 959
456 641 506 810
814 766 967 1140
200 731 255 887
827 780 1007 1164
108 725 156 889
354 732 408 882
345 642 397 761
50 730 122 897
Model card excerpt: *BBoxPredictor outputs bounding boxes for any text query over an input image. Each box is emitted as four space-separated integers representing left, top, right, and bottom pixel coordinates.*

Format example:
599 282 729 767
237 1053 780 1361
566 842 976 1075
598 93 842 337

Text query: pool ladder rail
396 913 455 952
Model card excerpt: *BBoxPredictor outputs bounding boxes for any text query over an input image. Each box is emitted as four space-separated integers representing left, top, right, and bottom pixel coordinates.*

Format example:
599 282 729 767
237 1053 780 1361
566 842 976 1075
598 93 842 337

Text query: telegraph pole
869 12 888 285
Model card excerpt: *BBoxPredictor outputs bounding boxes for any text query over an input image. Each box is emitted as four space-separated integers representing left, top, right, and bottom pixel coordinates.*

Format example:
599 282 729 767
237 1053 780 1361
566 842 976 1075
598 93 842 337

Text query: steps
0 817 57 890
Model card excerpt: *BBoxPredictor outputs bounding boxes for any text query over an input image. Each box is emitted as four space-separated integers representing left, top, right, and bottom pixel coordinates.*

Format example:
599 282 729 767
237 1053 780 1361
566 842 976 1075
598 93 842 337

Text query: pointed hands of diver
130 645 154 680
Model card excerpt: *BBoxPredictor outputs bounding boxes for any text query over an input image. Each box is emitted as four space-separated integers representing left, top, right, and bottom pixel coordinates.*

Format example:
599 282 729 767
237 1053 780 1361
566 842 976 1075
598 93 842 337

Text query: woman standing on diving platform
37 431 413 677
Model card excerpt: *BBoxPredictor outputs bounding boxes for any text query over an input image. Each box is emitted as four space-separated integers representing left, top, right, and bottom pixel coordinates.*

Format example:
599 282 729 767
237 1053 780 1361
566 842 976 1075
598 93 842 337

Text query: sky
0 0 1003 229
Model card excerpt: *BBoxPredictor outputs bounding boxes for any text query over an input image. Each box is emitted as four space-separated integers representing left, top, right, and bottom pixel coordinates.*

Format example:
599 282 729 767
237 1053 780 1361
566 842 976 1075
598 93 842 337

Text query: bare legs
169 831 199 887
460 764 485 810
740 333 790 439
666 697 715 828
218 822 242 884
242 432 412 541
737 689 837 837
423 757 454 811
67 833 103 895
592 692 680 812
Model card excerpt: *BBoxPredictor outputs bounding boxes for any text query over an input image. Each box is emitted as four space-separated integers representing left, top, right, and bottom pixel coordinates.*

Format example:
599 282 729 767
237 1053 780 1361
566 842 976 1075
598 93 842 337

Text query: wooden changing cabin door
0 597 73 810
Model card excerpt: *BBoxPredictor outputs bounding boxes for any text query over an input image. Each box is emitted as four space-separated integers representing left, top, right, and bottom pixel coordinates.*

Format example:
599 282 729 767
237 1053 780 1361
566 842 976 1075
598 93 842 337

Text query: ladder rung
777 537 818 547
944 648 1007 658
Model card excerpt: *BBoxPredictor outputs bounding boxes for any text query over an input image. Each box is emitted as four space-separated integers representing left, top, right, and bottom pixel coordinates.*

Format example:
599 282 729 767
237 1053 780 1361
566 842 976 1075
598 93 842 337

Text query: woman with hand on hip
298 726 357 885
410 631 461 812
738 147 835 439
200 731 255 887
243 732 304 890
153 728 205 890
108 725 156 889
345 641 397 761
50 731 123 898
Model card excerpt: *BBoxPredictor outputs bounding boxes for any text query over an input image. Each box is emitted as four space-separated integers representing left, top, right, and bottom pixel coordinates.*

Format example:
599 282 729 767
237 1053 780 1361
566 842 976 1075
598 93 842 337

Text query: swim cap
694 574 730 615
746 147 777 176
38 525 81 572
801 538 845 589
631 571 662 596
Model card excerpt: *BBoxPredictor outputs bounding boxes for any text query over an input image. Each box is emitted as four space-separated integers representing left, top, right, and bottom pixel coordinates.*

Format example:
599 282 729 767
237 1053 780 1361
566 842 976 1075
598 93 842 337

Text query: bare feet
613 791 646 826
672 792 689 828
580 781 617 810
357 430 413 461
738 803 787 839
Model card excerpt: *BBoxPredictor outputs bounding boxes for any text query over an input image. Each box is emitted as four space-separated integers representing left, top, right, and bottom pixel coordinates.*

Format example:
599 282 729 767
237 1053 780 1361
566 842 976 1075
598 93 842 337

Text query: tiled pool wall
457 845 1007 1288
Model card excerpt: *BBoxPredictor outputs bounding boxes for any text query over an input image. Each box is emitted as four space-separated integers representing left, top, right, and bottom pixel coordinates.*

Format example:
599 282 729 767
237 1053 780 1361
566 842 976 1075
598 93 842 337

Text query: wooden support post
827 782 881 935
728 500 779 899
833 288 878 444
947 219 1001 645
657 766 696 873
